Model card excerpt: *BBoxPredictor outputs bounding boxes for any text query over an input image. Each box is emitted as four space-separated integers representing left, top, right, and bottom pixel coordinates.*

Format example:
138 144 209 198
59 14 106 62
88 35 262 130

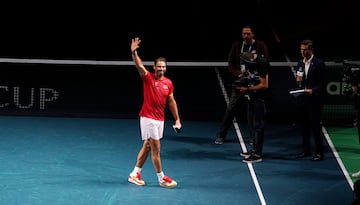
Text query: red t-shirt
139 72 174 121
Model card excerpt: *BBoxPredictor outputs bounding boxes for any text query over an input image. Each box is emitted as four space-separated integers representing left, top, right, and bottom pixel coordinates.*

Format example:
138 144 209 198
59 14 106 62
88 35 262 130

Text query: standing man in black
351 83 360 177
214 25 269 147
348 67 360 177
294 39 327 161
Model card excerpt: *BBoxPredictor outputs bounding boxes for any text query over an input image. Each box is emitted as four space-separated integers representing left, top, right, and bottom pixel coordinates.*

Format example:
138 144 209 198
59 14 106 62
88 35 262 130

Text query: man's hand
173 125 182 133
131 37 141 53
305 88 313 95
236 86 249 93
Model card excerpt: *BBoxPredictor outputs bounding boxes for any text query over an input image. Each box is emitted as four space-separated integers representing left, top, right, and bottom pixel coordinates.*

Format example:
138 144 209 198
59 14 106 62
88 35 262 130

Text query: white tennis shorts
140 116 164 140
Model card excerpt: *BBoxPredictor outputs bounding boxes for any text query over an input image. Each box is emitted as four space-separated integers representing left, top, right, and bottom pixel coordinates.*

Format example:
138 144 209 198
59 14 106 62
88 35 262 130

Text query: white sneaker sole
128 176 145 186
159 180 177 188
352 171 360 178
242 158 263 163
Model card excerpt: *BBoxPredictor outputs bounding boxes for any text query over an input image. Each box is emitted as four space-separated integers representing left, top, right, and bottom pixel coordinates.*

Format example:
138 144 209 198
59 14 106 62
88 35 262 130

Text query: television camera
342 61 360 107
231 51 262 88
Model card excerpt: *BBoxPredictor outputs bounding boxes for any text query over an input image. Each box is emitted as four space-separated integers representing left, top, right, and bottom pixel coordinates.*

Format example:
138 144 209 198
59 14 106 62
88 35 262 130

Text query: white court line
322 126 354 190
215 67 267 205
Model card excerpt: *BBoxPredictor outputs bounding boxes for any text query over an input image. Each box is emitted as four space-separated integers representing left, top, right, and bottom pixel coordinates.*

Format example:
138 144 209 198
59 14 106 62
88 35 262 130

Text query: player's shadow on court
164 136 241 161
165 148 241 161
165 135 239 146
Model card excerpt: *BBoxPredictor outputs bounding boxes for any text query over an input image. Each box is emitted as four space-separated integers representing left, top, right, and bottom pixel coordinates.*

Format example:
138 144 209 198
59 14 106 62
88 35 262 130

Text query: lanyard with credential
241 42 252 53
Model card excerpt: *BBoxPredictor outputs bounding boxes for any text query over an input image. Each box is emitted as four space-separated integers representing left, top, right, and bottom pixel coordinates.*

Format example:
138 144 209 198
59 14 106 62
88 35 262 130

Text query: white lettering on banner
39 88 59 109
327 82 341 95
0 86 59 109
14 87 34 108
326 81 348 95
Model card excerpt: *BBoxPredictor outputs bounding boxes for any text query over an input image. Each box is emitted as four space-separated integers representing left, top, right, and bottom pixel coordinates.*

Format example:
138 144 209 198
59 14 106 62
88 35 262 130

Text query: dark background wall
0 1 358 123
0 1 359 61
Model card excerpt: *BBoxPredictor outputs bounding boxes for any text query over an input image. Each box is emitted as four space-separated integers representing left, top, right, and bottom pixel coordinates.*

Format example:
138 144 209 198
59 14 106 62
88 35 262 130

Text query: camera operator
214 25 270 163
238 51 270 163
214 25 269 148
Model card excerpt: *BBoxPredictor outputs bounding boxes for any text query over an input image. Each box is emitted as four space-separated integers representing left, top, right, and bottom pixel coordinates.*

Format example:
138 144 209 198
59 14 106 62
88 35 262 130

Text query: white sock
131 166 142 176
157 171 164 182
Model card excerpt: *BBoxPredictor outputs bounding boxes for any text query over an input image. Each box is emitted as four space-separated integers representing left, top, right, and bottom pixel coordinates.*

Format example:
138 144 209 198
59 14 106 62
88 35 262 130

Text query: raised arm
131 37 147 76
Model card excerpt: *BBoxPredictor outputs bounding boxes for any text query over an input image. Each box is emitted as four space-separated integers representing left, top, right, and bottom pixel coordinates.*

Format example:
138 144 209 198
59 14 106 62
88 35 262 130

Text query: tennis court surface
0 115 356 205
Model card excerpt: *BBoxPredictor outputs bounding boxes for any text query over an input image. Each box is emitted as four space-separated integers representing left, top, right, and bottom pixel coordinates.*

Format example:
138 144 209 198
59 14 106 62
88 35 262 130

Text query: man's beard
155 70 165 78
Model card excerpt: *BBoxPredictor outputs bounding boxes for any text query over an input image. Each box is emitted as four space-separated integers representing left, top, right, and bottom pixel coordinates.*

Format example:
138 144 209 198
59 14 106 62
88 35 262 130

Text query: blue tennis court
0 115 354 205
